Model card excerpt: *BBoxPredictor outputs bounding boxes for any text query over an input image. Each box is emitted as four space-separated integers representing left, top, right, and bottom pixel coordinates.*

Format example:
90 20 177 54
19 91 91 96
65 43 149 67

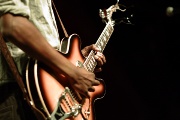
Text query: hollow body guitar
25 3 118 120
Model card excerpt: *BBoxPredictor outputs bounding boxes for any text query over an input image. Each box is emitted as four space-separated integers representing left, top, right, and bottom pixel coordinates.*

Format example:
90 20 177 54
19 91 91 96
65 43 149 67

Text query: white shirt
0 0 60 85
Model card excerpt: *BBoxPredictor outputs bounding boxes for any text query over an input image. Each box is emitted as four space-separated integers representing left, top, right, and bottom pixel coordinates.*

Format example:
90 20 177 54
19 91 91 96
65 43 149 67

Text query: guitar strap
0 33 28 98
0 33 47 120
52 0 69 38
0 1 67 120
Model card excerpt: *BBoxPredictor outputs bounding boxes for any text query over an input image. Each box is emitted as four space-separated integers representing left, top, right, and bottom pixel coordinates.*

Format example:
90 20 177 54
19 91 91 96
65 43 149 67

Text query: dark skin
0 13 106 98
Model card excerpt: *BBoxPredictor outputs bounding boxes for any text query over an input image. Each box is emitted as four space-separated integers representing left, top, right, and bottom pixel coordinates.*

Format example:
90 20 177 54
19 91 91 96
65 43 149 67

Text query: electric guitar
25 2 126 120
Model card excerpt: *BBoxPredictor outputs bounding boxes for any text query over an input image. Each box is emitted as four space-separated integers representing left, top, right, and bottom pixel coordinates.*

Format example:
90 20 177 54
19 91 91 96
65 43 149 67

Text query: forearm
0 13 77 78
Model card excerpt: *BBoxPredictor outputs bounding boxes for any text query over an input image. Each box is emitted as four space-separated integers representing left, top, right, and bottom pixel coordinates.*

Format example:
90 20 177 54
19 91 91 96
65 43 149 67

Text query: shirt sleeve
0 0 30 18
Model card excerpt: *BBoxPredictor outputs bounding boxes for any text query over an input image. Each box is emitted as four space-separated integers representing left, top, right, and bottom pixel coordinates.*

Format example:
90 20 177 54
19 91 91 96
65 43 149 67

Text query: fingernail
94 55 98 59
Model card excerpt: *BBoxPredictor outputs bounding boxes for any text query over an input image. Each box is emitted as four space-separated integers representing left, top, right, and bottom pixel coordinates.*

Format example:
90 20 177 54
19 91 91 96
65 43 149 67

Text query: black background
54 0 180 120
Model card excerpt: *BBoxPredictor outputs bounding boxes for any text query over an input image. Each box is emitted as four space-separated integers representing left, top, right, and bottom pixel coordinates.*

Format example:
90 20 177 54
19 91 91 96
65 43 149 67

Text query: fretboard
83 21 114 72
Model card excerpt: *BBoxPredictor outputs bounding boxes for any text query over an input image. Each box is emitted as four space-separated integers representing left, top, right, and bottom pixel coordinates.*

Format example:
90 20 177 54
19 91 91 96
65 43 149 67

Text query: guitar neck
83 21 114 72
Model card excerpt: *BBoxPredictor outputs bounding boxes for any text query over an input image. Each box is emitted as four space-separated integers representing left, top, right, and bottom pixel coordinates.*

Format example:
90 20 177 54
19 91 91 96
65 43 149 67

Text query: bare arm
0 13 100 97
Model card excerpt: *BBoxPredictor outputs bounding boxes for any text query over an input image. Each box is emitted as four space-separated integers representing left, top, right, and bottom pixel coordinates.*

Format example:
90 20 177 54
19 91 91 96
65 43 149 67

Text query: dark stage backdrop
53 0 180 120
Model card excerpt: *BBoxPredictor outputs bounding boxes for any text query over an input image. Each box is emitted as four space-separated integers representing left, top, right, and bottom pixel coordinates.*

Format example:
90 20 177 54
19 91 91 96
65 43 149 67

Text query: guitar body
25 34 106 120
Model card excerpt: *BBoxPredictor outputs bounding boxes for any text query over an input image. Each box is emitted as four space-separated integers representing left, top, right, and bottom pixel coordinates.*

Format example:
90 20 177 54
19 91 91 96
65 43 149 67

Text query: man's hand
81 44 106 72
69 66 100 98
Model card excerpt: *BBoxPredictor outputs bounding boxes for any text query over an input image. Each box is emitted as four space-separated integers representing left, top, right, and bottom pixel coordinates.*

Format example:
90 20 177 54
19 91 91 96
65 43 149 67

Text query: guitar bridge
58 87 83 119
